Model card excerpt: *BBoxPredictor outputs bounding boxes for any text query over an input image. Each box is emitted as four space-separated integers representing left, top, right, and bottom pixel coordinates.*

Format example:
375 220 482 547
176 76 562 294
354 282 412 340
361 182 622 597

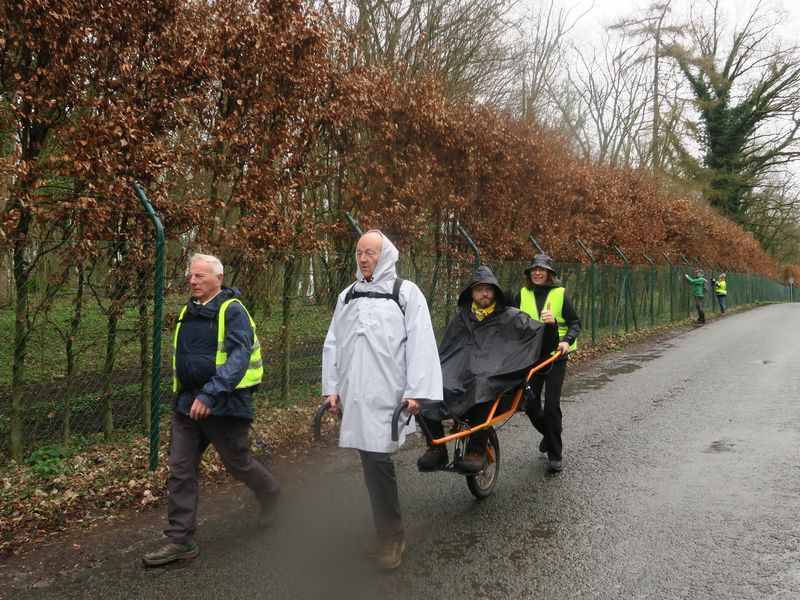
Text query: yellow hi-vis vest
715 279 727 295
173 298 263 393
519 286 577 353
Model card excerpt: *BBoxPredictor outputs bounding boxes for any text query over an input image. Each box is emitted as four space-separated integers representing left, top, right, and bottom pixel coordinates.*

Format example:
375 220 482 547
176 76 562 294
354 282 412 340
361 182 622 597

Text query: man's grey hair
189 253 224 276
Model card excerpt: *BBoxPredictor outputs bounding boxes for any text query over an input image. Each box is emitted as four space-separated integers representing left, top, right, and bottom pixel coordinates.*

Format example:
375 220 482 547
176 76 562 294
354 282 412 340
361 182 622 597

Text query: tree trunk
279 257 295 405
63 262 85 444
10 210 32 461
102 309 118 440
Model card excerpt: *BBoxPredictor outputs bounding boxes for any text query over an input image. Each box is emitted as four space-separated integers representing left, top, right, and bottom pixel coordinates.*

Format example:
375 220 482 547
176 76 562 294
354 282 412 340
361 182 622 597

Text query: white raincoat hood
355 229 399 284
322 231 443 452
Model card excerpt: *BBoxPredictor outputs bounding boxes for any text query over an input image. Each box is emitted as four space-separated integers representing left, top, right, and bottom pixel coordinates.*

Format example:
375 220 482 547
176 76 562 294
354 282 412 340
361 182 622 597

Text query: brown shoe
459 450 487 474
376 538 405 570
417 444 448 470
257 490 280 528
142 540 199 566
363 534 384 559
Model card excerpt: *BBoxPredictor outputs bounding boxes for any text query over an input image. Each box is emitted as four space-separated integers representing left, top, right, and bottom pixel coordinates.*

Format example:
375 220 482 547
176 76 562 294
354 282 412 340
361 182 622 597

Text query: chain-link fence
1 219 794 465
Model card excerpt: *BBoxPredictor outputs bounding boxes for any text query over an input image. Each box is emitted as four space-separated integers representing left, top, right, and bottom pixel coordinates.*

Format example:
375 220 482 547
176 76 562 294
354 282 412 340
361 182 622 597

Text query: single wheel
466 426 500 499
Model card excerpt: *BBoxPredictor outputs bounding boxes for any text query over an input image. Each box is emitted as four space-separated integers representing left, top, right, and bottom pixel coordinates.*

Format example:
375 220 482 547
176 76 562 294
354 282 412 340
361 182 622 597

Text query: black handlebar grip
313 400 332 442
391 401 410 442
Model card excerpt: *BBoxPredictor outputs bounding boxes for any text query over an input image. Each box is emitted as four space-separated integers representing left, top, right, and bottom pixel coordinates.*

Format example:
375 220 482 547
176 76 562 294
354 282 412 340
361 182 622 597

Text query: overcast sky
565 0 800 42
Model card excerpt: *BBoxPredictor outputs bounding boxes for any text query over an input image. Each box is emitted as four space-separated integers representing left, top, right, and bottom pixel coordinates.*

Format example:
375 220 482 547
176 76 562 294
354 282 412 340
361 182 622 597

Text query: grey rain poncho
321 233 443 453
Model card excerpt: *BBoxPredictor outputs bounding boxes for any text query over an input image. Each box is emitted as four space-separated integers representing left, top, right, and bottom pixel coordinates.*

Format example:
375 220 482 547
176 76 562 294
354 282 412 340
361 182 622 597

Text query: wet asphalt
8 303 800 600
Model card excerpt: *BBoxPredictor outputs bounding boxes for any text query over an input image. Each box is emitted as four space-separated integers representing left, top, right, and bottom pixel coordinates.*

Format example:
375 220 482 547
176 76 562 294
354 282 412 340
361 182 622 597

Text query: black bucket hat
524 254 557 276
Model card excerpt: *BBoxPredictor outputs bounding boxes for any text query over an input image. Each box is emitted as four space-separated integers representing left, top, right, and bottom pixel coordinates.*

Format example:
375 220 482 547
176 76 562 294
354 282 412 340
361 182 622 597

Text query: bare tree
329 0 522 102
557 33 652 165
514 0 590 125
610 1 681 173
739 175 800 264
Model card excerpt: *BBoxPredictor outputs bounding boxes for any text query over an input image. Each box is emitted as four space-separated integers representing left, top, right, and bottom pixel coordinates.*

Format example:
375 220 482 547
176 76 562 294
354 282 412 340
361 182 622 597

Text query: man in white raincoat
322 229 443 570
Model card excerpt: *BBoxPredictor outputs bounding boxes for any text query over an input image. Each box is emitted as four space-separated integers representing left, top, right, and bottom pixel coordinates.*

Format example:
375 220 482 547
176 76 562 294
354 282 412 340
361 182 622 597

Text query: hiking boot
538 438 548 453
376 538 405 571
363 534 384 559
417 444 448 470
257 490 280 529
458 449 487 474
547 460 563 473
142 540 199 566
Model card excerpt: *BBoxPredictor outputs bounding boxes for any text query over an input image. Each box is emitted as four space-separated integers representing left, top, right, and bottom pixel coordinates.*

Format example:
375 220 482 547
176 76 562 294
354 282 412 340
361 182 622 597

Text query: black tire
466 427 500 499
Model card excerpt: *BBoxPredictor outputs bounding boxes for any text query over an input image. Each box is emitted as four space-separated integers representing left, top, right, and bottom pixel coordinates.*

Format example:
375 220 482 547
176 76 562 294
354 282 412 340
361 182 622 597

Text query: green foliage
23 445 73 478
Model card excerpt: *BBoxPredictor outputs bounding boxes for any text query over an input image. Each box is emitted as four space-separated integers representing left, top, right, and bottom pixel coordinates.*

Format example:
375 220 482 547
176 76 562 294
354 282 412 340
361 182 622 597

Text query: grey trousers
165 412 280 544
694 296 706 322
358 450 404 541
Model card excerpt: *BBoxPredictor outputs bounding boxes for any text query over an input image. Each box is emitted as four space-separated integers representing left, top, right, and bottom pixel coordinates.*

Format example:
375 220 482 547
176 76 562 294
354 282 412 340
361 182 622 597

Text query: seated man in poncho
417 265 558 473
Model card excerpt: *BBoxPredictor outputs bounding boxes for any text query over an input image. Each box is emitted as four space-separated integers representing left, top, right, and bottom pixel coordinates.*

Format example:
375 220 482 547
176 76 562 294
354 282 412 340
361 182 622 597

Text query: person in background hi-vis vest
143 253 280 567
712 272 728 313
511 254 581 473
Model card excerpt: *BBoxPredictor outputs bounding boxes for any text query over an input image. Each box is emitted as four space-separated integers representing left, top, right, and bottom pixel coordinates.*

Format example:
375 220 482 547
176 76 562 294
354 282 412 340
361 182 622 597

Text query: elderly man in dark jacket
417 266 558 473
143 253 280 567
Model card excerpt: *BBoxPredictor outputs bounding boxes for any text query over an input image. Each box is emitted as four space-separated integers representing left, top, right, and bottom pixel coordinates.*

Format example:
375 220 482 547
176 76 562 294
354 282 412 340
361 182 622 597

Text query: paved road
8 304 800 600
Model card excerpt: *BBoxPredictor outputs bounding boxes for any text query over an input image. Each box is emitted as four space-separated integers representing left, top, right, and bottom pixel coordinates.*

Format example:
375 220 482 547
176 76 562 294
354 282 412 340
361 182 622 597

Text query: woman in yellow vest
711 272 727 313
511 254 581 473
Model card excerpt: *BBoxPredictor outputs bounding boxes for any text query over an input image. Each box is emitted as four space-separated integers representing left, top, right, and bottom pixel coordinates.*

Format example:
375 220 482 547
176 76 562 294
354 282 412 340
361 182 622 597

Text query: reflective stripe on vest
715 280 727 295
172 298 263 393
519 286 577 353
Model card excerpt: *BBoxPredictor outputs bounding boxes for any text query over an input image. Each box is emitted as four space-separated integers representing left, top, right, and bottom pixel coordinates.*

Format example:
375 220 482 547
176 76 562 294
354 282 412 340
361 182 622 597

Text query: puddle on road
562 363 640 398
523 524 555 541
705 439 737 453
430 531 481 560
562 348 669 399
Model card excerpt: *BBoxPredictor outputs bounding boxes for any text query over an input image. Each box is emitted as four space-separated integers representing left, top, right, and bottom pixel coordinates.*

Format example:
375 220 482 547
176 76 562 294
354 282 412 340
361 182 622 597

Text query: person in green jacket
684 268 707 324
711 272 727 313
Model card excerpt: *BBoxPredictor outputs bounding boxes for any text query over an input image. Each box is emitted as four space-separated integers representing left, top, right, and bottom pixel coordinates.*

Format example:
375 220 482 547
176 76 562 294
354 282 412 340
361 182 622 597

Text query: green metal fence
0 207 795 465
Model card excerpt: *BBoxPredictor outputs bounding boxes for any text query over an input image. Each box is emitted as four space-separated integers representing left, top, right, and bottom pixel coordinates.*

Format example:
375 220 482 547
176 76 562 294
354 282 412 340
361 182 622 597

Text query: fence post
456 223 481 268
578 240 596 344
613 245 636 331
133 183 164 472
642 254 655 327
344 211 363 237
660 251 674 323
679 253 691 317
528 235 545 255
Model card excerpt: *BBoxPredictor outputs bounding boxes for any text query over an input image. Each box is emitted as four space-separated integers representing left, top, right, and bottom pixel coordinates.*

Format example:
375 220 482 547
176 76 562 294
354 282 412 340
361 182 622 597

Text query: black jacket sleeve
560 292 581 345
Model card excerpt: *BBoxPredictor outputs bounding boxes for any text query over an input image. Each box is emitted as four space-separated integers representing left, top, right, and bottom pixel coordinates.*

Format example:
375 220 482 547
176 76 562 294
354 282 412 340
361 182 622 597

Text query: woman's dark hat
525 254 557 276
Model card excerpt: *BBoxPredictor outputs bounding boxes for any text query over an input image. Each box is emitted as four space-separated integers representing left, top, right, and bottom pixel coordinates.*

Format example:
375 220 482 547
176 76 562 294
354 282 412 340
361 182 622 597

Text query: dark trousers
694 296 706 322
358 450 403 541
165 412 280 544
717 294 726 313
525 359 567 461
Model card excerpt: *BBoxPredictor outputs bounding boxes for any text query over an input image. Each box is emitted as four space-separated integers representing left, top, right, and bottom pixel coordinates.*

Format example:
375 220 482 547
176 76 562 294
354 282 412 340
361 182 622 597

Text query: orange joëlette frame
431 350 563 445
